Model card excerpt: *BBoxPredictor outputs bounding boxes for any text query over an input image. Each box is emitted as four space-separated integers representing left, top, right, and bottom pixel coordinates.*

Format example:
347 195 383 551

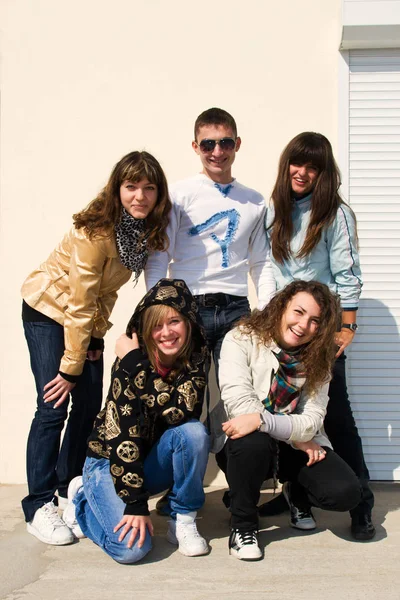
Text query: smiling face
277 292 321 350
289 162 319 196
151 308 188 366
192 124 241 184
119 178 158 219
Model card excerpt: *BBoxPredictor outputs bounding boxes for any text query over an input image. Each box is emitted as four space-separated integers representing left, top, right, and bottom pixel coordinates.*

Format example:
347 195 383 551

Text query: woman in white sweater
210 280 361 561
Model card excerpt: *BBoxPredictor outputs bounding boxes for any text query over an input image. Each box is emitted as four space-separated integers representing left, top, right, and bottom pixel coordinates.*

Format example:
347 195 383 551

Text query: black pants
324 354 374 517
216 432 361 531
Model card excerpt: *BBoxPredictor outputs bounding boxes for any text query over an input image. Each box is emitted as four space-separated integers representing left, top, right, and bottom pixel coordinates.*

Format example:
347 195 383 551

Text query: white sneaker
167 512 208 556
58 496 68 511
27 501 74 545
229 529 262 561
62 476 85 539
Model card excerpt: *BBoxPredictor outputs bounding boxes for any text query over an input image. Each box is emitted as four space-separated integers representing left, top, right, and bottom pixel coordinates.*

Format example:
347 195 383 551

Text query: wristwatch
341 323 358 332
257 413 268 433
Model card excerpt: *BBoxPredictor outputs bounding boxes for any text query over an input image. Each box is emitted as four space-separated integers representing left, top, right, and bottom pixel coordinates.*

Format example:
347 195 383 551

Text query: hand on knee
107 536 152 564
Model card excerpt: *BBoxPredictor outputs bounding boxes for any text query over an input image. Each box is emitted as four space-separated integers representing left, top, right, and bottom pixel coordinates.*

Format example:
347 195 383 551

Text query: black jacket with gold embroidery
86 278 209 515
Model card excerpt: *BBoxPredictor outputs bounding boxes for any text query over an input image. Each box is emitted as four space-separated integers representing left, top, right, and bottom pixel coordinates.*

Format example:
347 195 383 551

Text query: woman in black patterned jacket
62 278 210 562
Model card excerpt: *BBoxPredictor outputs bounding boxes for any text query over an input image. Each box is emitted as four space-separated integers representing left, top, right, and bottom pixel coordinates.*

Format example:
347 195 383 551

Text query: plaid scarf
263 343 306 415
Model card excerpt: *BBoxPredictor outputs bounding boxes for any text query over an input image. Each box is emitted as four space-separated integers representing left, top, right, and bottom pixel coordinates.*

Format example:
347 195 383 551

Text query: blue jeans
195 294 250 379
74 420 210 564
22 320 103 522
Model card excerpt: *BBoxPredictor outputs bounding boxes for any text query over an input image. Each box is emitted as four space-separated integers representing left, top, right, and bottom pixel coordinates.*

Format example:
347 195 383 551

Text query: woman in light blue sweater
262 132 374 540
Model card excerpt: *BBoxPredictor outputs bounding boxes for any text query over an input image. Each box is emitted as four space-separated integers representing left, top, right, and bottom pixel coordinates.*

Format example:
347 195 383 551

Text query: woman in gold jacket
21 151 171 546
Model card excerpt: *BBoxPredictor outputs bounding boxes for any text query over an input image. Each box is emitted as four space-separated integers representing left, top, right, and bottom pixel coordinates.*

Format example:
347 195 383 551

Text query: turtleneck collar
292 191 312 207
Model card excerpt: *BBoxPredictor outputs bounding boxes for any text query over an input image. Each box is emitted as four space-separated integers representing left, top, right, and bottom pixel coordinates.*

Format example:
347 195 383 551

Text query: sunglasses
198 138 236 153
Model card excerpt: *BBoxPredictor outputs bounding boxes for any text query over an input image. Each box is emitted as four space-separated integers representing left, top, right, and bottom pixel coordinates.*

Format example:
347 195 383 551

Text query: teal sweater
265 194 362 309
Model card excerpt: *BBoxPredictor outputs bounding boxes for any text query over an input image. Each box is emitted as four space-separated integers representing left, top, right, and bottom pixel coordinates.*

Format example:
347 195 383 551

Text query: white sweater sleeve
260 410 293 440
287 383 330 443
261 384 329 445
144 201 180 291
248 206 276 309
219 330 265 416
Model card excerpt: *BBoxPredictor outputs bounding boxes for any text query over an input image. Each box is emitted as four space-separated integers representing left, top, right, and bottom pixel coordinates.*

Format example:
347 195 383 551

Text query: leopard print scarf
114 208 149 281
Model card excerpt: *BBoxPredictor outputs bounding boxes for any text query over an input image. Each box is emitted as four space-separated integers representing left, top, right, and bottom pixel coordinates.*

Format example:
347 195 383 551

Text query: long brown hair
269 132 356 263
237 280 340 393
139 305 193 375
73 151 171 251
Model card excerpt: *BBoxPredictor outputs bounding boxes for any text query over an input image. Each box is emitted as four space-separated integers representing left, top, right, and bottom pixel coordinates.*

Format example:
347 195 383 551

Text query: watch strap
341 323 358 331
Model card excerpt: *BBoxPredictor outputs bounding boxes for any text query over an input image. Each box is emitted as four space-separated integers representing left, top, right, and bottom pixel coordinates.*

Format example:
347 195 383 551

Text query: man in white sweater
145 107 274 373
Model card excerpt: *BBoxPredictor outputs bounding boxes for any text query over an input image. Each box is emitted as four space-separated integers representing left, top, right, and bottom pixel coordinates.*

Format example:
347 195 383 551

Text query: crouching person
210 281 361 561
63 279 210 562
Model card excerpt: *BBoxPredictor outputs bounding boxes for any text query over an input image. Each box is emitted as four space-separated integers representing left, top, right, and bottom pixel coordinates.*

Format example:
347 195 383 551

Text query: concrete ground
0 482 399 600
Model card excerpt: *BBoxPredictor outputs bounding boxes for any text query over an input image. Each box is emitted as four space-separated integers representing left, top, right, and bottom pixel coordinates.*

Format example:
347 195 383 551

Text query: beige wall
0 0 341 483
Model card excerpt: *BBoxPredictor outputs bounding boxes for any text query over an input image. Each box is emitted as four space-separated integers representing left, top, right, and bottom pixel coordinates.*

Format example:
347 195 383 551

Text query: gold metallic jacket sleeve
60 232 108 376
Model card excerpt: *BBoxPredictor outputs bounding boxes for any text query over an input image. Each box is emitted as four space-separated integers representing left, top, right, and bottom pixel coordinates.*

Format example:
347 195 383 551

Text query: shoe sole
27 523 74 546
230 547 263 561
351 529 376 541
176 545 209 557
289 521 317 531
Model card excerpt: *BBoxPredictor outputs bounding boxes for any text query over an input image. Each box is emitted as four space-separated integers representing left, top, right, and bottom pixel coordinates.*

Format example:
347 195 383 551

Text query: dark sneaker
258 492 288 517
283 482 316 530
229 529 262 561
351 514 376 541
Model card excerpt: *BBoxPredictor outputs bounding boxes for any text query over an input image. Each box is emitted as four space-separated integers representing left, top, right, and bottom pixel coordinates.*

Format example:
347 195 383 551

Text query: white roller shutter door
348 48 400 480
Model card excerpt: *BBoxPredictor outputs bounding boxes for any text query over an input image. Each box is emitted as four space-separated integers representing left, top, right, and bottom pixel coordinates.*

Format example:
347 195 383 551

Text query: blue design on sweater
188 209 240 268
214 182 233 197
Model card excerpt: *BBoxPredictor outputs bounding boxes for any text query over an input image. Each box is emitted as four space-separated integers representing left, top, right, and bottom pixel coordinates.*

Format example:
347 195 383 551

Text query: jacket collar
292 192 312 208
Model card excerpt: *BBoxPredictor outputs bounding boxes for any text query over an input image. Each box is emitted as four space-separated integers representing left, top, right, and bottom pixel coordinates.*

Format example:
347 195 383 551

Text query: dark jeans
325 354 374 517
195 294 250 380
216 432 361 531
22 320 103 522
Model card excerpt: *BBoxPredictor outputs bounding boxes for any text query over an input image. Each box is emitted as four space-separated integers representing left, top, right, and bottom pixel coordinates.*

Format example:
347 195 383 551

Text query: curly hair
269 132 357 263
237 280 340 393
73 151 171 251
